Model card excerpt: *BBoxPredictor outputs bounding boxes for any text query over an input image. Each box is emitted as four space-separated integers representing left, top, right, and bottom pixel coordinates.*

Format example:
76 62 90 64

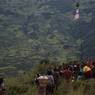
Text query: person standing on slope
0 78 6 95
36 74 49 95
46 70 54 95
83 63 93 79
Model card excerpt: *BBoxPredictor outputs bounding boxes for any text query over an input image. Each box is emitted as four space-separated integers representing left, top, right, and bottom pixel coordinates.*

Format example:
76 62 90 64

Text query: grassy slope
6 75 95 95
5 64 95 95
54 79 95 95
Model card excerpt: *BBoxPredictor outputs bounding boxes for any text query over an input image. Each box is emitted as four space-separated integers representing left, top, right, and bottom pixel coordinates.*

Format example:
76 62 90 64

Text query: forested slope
0 0 95 73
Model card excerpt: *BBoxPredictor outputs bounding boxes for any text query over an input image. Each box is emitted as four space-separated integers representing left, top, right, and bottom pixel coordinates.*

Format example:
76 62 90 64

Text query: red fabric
84 70 93 79
0 91 5 95
63 69 72 80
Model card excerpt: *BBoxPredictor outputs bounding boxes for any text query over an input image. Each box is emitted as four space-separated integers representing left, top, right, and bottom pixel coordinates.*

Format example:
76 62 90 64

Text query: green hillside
0 0 95 94
0 0 95 74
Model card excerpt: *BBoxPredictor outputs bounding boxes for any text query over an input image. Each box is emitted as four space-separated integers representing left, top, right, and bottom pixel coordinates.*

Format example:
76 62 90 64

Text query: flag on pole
74 9 80 20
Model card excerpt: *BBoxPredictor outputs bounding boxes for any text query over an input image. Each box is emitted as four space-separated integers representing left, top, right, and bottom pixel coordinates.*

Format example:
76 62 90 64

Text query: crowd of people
35 60 95 95
0 60 95 95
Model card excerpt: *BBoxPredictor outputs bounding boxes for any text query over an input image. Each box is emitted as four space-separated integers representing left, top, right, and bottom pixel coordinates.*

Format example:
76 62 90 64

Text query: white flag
74 9 80 20
76 9 79 14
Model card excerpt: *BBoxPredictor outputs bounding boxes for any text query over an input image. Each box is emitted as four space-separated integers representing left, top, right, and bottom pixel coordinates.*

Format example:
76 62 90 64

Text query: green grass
0 66 16 73
5 72 95 95
54 79 95 95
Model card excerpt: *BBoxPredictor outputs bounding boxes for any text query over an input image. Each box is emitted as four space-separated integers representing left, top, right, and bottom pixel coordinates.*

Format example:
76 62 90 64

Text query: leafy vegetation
0 0 95 92
0 0 95 95
0 1 94 71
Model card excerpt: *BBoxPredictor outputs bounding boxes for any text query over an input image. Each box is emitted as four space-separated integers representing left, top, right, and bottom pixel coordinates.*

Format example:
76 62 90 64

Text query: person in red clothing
83 63 93 79
63 67 72 82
